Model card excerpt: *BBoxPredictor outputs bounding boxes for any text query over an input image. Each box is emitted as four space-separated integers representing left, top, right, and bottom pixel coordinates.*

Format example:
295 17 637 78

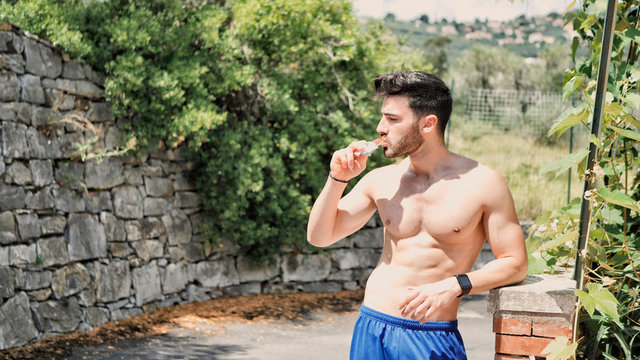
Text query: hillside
364 12 575 61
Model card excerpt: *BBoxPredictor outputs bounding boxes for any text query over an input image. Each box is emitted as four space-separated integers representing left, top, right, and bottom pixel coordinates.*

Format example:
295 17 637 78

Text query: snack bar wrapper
354 138 384 157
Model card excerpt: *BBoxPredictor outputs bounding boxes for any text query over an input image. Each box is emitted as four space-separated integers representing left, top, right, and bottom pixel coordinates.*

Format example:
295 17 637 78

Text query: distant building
441 25 458 36
465 31 492 40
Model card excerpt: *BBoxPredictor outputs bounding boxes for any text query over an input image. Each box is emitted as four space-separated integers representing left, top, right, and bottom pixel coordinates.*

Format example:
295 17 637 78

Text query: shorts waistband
359 305 458 331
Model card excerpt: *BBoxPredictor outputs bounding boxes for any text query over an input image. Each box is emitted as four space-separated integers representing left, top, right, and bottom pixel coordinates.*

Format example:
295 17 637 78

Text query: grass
447 121 588 222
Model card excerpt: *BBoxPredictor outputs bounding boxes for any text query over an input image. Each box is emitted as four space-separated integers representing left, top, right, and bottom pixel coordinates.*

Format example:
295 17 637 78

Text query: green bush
1 0 429 262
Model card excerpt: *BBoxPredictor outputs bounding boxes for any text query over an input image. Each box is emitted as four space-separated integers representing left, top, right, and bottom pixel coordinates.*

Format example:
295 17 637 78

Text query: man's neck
406 138 451 178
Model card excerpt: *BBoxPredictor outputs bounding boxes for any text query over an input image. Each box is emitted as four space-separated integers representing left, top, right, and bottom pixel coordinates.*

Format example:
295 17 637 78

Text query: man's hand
398 277 461 323
329 141 369 182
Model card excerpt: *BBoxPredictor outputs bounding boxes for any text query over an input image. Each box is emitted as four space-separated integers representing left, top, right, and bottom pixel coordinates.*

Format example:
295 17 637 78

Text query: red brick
495 334 554 357
532 320 573 338
494 354 530 360
493 316 532 336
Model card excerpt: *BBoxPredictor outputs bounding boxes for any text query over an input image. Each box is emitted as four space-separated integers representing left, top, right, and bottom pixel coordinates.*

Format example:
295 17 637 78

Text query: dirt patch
1 289 364 360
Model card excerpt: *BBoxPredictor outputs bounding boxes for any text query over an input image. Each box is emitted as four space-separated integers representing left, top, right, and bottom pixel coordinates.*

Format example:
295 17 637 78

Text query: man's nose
376 118 388 135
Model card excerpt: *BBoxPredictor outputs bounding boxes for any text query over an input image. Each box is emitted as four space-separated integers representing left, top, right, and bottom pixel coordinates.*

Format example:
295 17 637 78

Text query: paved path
65 296 493 359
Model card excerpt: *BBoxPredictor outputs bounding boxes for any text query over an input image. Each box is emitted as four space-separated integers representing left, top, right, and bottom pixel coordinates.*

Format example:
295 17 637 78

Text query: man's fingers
399 289 419 312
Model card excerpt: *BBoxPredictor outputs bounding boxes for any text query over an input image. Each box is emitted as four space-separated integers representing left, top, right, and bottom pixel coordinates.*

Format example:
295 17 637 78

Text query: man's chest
373 178 484 242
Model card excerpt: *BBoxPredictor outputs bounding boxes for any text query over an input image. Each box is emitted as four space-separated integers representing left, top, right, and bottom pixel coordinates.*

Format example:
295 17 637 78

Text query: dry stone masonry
0 21 514 352
0 22 392 351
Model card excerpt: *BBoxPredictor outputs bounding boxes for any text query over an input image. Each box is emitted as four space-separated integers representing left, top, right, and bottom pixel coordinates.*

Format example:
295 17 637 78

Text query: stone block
16 213 40 240
0 102 16 121
84 191 112 213
173 174 197 191
53 186 86 213
87 102 112 122
132 261 162 306
44 89 75 111
6 161 32 185
143 198 168 216
39 216 66 235
0 247 8 266
144 176 173 197
19 73 45 104
24 37 62 78
54 161 84 190
141 217 166 239
23 270 52 290
61 61 85 80
0 72 20 101
85 157 124 189
11 102 34 124
100 212 126 241
0 183 26 211
0 266 15 298
94 260 131 303
162 263 189 294
108 242 134 258
27 288 51 302
26 126 62 158
282 254 331 283
85 307 110 327
222 282 262 297
36 237 69 266
174 191 200 208
124 220 142 241
352 227 384 248
0 292 39 350
2 121 29 158
104 126 123 150
31 297 82 333
110 307 142 322
236 255 280 283
0 211 17 245
51 263 90 298
26 188 55 210
131 240 163 262
58 132 85 158
0 53 25 73
113 186 143 219
29 159 54 186
66 214 106 261
196 258 240 288
52 79 103 99
9 244 36 265
331 248 380 270
303 281 342 293
0 31 23 53
123 166 143 186
162 209 192 245
488 274 576 315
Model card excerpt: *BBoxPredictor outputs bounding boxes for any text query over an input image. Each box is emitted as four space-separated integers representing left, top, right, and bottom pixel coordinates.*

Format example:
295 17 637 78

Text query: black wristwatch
455 274 472 298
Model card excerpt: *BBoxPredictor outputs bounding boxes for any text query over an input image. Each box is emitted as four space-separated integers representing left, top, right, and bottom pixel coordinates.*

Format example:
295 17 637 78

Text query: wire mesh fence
456 88 570 139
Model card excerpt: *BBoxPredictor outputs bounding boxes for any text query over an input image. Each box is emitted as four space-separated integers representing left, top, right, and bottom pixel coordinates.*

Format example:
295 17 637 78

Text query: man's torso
362 155 489 320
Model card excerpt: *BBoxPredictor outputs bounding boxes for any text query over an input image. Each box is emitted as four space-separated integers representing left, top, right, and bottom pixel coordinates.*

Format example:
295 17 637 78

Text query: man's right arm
307 142 378 247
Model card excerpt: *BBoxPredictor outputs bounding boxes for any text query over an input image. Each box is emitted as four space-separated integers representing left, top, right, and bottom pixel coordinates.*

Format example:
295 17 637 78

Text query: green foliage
1 0 427 263
527 0 640 358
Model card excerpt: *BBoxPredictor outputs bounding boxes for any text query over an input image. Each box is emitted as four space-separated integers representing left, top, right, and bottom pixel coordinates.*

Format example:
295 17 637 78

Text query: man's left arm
464 171 528 294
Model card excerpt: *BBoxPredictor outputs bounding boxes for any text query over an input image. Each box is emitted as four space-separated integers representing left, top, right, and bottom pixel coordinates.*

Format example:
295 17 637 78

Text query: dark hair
373 71 452 136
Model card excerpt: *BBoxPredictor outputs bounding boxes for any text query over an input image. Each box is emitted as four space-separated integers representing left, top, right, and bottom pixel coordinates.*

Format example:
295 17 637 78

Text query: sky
351 0 575 22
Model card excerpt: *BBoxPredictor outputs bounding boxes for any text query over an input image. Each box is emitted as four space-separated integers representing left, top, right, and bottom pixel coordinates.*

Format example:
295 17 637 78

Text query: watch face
456 274 472 296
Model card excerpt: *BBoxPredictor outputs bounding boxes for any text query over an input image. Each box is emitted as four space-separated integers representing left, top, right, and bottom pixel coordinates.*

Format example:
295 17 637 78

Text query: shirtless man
307 71 528 359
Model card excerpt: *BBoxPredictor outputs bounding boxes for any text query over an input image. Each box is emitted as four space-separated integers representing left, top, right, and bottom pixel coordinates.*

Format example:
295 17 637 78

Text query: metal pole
573 0 618 290
568 126 574 205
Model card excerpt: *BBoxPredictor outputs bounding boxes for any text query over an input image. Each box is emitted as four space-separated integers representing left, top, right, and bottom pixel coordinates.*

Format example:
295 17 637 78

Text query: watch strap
455 274 472 298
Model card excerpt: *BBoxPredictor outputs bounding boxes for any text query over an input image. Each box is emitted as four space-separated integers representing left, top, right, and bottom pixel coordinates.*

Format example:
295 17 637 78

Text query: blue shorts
350 305 467 360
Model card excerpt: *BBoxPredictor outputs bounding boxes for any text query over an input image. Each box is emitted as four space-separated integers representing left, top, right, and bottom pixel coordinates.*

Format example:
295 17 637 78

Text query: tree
1 0 429 262
383 12 396 22
423 36 451 75
419 14 429 24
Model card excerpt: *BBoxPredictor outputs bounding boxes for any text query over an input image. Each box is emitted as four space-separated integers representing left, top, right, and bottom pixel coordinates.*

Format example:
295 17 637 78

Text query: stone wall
0 22 391 351
0 22 507 351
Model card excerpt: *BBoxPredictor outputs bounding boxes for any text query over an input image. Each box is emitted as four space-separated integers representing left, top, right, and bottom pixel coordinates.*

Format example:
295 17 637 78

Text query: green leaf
599 207 624 225
619 28 640 43
576 288 597 315
596 188 640 212
548 104 589 138
540 149 589 177
623 93 640 111
586 283 620 322
542 336 578 360
608 125 640 141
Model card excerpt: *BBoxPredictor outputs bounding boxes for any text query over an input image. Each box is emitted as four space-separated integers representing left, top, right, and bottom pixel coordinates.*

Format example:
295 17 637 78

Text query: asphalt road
65 296 493 360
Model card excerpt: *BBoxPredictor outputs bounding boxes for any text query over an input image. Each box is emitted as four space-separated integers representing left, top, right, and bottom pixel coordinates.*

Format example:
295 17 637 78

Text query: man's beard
383 122 423 158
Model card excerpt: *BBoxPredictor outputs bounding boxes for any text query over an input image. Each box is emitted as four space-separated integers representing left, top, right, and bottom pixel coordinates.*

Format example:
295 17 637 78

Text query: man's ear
421 114 438 134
